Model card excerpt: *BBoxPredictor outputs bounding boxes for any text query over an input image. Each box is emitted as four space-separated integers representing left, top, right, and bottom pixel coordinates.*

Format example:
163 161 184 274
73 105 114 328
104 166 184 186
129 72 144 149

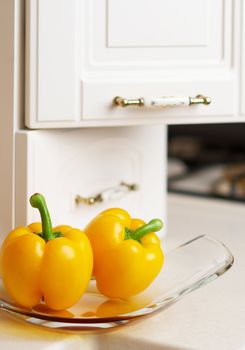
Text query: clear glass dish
0 235 233 331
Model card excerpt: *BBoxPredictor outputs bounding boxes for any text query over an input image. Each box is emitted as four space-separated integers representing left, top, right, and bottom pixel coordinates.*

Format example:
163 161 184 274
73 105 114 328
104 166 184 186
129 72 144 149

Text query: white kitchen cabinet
25 0 242 128
1 0 245 237
14 126 166 235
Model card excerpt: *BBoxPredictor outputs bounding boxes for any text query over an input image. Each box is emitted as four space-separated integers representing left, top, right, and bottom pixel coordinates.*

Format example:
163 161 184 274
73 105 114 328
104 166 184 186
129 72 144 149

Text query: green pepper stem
128 219 163 242
30 193 55 241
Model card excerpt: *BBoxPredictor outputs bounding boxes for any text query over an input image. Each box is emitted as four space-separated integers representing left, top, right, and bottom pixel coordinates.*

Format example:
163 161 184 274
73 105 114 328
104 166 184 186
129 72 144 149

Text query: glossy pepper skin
84 208 164 299
0 193 93 310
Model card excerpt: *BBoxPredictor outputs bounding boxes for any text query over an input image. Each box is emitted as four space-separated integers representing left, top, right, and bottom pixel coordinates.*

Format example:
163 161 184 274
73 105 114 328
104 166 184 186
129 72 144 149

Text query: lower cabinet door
15 126 166 237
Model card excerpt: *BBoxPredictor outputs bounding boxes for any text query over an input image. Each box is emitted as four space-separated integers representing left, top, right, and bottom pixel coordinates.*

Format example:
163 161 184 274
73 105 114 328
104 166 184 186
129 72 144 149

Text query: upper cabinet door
25 0 242 128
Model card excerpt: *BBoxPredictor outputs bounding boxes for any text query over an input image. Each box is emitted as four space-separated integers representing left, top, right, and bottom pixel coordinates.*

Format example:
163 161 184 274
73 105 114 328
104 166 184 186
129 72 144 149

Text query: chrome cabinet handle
114 95 211 108
75 182 139 206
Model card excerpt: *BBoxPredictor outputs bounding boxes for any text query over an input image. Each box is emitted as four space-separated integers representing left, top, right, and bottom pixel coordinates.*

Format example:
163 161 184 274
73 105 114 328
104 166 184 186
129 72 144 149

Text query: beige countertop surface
1 194 245 350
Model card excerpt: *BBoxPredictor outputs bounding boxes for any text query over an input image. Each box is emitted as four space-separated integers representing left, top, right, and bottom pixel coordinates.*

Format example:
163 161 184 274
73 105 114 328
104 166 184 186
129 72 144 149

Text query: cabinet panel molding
91 0 230 67
107 0 208 48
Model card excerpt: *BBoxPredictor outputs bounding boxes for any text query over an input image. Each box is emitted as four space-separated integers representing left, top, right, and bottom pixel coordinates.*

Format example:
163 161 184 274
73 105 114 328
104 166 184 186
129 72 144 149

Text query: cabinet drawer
25 0 239 128
15 126 166 236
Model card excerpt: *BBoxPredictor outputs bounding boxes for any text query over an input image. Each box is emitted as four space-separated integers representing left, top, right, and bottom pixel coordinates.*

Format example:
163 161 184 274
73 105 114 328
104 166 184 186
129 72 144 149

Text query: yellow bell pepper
0 193 93 310
84 208 164 299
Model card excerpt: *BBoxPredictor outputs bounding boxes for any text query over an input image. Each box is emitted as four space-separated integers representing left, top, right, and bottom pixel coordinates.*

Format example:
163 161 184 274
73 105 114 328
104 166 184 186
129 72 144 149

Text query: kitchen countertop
1 194 245 350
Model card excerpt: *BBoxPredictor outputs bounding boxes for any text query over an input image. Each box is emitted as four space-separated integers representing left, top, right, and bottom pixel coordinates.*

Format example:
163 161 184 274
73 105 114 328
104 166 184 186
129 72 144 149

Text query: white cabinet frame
26 0 244 128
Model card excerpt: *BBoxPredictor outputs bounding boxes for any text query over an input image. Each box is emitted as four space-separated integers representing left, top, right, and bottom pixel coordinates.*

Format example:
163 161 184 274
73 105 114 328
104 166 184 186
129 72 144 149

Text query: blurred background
168 123 245 202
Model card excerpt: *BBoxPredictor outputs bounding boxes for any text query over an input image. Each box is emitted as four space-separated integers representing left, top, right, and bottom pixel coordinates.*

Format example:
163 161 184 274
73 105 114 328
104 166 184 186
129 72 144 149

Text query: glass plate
0 235 233 331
